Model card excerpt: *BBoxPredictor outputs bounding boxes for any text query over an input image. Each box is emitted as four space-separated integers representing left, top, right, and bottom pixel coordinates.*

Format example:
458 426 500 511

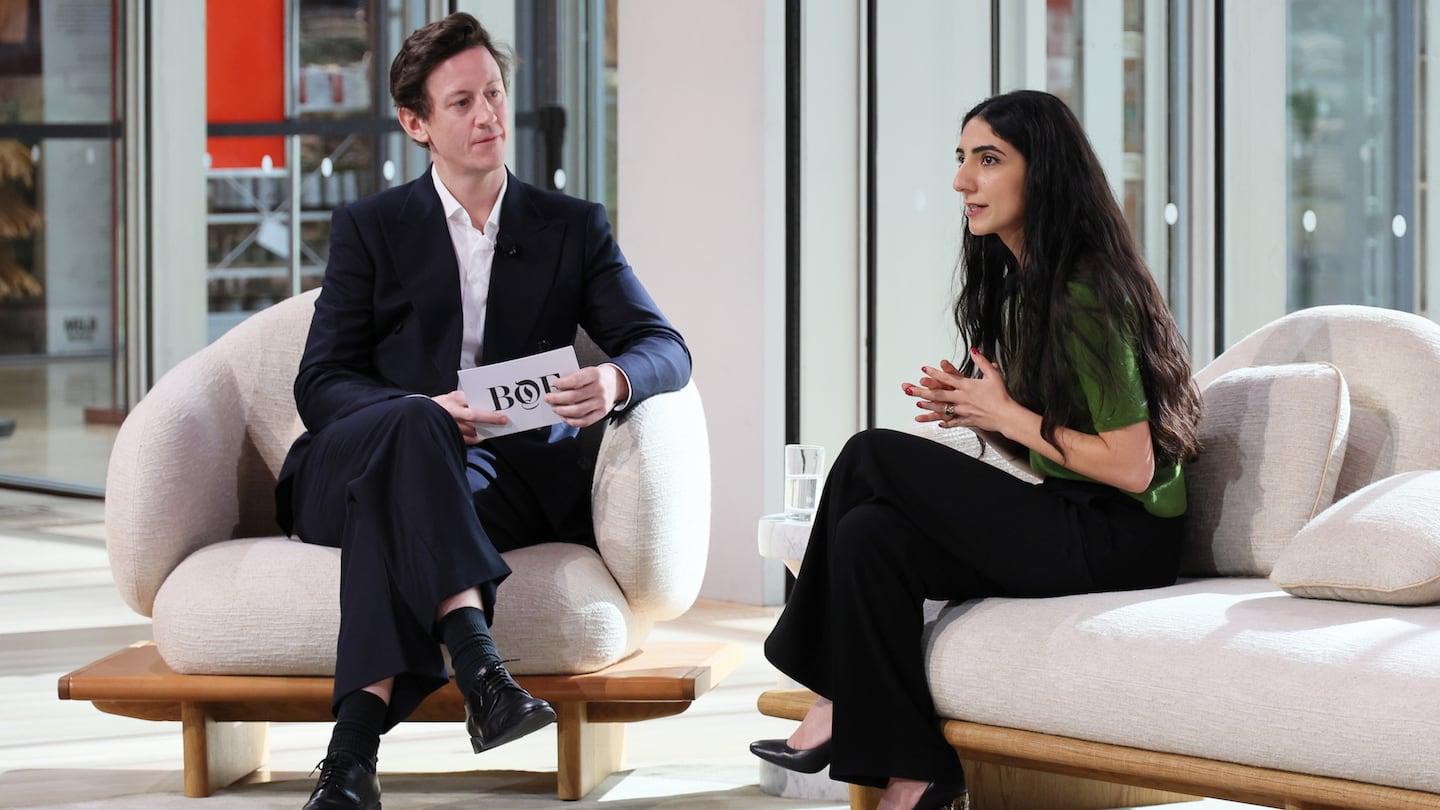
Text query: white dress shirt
433 168 505 370
430 167 632 412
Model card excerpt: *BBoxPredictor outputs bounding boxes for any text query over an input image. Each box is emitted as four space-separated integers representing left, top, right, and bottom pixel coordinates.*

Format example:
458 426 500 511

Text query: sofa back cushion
1271 470 1440 605
1180 362 1349 576
1194 305 1440 501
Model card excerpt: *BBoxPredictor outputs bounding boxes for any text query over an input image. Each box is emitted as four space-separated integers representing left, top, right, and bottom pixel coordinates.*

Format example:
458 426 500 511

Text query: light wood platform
58 640 742 800
757 688 1440 810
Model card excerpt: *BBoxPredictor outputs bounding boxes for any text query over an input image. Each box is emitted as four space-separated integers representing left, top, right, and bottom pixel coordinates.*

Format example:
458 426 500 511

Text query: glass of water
783 444 825 521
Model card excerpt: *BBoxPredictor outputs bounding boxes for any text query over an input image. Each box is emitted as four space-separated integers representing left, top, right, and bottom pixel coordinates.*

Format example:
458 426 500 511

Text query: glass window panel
206 137 293 340
208 0 285 125
1287 0 1414 311
0 135 121 489
1123 3 1145 250
0 138 43 353
1047 0 1081 110
298 0 379 119
0 0 123 491
204 0 430 336
297 132 394 291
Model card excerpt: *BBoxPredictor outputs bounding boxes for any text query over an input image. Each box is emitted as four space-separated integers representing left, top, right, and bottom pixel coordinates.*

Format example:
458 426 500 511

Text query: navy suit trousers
286 395 592 728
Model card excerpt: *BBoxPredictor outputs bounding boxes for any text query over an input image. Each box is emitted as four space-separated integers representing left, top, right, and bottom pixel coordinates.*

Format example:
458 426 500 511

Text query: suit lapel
482 172 563 363
387 168 462 380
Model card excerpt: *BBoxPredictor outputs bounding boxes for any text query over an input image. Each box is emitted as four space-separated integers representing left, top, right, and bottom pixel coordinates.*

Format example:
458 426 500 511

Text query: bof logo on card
457 345 581 439
485 373 561 411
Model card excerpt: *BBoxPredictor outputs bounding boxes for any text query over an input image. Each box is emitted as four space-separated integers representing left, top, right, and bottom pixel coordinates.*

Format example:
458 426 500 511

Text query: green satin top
1022 283 1187 518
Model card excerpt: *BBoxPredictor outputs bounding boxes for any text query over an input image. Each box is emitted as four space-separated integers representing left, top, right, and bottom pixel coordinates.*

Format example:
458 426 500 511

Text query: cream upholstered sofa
765 305 1440 810
87 288 723 799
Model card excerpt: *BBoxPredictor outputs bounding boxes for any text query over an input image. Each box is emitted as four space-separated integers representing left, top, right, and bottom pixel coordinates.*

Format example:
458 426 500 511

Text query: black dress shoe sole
470 703 558 753
303 798 381 810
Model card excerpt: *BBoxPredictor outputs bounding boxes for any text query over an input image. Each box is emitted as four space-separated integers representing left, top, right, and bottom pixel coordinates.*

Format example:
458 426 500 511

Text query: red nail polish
970 347 979 355
902 384 913 395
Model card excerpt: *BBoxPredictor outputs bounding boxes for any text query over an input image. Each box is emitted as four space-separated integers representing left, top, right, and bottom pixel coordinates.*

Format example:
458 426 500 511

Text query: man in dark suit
278 13 691 810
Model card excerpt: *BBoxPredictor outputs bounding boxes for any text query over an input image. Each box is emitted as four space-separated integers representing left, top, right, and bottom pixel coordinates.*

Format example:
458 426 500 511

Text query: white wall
616 0 788 605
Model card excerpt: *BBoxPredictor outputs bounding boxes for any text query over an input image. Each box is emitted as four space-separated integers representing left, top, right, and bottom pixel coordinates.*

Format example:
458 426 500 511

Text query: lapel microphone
497 234 518 257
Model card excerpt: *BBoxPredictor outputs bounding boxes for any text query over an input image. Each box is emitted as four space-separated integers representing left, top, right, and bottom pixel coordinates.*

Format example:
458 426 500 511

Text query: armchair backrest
1194 305 1440 500
106 288 635 616
105 290 313 615
219 290 317 535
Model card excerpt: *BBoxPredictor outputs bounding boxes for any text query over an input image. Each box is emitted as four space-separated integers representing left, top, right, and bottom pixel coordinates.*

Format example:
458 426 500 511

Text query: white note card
457 345 581 440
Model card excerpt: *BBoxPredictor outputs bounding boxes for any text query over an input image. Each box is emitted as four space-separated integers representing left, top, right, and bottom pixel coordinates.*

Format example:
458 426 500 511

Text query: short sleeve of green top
1024 282 1187 518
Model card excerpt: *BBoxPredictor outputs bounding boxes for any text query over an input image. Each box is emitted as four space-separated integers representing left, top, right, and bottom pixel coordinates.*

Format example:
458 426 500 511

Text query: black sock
441 606 501 698
326 689 387 772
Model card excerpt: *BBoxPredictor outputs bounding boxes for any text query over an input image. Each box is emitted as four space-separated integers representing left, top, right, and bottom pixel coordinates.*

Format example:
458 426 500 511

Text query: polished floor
0 357 119 489
0 487 1259 810
0 488 839 809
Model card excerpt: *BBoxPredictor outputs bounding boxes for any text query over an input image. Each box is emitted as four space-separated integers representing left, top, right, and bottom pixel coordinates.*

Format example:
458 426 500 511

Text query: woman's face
953 116 1027 258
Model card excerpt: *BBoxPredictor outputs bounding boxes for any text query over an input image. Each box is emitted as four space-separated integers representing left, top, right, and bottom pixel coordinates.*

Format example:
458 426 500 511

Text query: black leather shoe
464 661 557 753
913 778 968 810
748 738 833 773
302 752 380 810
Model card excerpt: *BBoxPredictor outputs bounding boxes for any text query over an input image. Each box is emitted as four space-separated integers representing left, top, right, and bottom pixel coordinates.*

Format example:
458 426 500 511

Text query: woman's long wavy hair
954 90 1200 466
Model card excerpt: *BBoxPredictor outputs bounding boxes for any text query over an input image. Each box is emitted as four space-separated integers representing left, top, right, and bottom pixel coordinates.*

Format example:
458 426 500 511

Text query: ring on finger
943 404 955 418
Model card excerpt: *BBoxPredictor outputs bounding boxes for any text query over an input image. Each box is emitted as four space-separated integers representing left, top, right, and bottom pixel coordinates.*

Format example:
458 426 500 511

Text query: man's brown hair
390 12 512 121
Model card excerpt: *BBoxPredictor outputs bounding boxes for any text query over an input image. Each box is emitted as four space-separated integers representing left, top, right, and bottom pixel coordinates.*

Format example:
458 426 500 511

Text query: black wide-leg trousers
764 428 1183 788
286 396 591 728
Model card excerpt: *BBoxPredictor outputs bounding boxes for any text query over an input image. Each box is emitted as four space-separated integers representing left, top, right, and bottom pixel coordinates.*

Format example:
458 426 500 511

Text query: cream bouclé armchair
72 288 730 800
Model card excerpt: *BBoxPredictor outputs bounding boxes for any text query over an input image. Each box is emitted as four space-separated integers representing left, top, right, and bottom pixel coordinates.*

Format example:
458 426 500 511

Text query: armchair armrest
106 350 250 617
591 380 710 621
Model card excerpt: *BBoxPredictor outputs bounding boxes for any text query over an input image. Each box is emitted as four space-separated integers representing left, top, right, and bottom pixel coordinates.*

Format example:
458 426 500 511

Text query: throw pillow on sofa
1271 470 1440 605
1180 362 1350 577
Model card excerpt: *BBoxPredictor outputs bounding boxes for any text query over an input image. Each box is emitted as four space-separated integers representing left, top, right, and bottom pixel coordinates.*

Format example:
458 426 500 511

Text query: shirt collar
431 166 507 237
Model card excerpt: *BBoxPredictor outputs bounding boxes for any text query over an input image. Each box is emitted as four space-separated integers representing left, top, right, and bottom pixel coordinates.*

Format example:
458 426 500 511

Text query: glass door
0 0 125 494
205 0 432 341
509 0 615 214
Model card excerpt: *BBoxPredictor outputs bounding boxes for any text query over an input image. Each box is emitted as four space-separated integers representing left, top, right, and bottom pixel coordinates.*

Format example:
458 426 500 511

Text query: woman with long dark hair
750 89 1202 810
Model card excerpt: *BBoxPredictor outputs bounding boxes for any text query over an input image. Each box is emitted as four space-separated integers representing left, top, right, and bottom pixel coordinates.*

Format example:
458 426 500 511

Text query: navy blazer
275 168 691 534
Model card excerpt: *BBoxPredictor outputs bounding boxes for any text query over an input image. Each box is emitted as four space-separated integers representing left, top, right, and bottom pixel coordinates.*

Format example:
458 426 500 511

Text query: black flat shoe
302 752 381 810
748 738 832 773
913 778 968 810
464 661 557 753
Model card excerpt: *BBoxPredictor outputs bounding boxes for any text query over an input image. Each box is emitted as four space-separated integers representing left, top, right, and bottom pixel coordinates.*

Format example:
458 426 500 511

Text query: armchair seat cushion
152 537 648 677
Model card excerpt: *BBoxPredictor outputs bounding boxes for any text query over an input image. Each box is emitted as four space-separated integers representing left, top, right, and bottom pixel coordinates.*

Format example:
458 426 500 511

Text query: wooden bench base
58 641 742 800
758 689 1440 810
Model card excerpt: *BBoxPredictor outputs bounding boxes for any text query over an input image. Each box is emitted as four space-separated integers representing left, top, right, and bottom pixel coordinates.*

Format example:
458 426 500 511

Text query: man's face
400 46 508 182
